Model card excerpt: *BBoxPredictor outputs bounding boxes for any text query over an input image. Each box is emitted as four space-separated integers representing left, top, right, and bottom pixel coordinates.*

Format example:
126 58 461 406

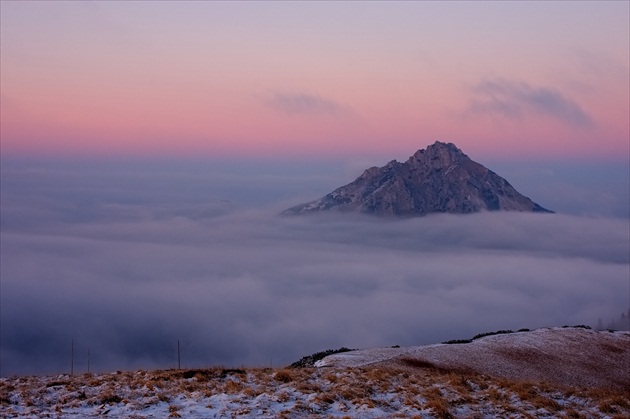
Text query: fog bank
1 159 628 376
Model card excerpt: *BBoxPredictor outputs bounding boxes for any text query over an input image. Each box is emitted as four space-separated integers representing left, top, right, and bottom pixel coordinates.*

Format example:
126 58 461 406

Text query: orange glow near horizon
1 1 628 162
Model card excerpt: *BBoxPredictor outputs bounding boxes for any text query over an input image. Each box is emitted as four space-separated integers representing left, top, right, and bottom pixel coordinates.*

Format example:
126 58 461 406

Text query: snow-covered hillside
1 327 628 418
318 327 630 390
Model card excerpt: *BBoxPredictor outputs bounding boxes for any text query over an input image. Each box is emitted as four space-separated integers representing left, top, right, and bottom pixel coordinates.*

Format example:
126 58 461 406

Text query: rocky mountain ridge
283 141 552 216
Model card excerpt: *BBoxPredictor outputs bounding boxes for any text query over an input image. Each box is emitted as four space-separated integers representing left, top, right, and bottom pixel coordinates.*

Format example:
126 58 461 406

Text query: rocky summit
282 141 552 216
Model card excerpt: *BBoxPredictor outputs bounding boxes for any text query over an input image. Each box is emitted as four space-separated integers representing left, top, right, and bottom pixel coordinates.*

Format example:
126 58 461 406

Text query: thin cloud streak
266 92 344 116
467 78 594 128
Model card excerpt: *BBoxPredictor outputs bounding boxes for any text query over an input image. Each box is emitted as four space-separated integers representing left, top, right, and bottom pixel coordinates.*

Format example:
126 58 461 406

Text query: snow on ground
319 327 630 389
1 328 629 418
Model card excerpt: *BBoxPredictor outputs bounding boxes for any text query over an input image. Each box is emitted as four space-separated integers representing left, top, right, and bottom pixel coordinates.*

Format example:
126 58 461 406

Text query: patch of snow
2 328 628 418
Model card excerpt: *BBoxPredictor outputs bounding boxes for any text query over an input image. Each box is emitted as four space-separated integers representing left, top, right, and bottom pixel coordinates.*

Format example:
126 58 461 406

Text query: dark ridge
290 347 354 368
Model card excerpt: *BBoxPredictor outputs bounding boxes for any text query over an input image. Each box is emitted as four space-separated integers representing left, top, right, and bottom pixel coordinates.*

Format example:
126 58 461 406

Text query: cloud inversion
1 160 628 377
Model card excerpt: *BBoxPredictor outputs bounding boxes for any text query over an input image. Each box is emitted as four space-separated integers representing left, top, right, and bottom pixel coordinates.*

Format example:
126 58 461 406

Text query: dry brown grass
424 397 453 418
485 386 509 403
2 359 629 418
274 368 294 383
423 386 453 418
589 386 630 405
324 372 338 383
221 379 243 394
242 385 262 398
599 396 629 415
447 372 476 396
529 394 561 413
403 393 423 410
313 391 336 406
562 407 587 418
294 379 321 394
168 403 181 418
275 390 291 403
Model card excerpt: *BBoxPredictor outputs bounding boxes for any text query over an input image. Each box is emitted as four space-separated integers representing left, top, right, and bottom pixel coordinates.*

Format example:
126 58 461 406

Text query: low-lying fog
1 158 628 377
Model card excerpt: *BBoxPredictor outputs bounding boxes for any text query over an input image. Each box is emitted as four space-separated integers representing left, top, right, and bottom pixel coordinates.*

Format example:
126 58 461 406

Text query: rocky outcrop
282 141 552 216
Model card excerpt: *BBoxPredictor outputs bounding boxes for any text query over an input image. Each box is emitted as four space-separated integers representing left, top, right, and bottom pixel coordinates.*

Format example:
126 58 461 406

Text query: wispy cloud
266 92 344 116
467 78 594 128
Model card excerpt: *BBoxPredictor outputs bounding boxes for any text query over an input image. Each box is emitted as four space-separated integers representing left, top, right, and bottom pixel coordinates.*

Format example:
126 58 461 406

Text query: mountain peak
283 142 553 216
429 140 459 150
407 141 468 169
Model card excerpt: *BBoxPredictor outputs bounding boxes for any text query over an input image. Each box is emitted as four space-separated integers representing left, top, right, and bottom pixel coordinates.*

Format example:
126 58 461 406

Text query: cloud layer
468 78 594 128
1 161 628 377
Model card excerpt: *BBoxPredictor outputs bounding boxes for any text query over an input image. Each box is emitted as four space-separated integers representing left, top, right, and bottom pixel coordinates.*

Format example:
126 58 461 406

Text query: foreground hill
317 327 630 390
283 141 552 216
1 328 628 418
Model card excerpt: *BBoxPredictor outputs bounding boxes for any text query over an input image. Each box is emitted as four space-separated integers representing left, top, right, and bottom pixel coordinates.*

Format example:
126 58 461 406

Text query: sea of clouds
1 158 628 376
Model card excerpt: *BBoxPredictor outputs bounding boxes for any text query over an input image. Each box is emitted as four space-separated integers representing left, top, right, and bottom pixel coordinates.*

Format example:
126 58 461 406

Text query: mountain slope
316 327 630 390
283 141 552 216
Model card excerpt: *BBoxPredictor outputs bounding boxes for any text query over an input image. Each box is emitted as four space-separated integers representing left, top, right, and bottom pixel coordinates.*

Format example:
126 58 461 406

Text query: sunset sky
2 1 629 377
1 1 628 161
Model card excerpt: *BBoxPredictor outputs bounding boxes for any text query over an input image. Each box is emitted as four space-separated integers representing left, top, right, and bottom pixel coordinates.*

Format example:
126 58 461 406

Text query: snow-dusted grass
2 365 629 418
319 327 630 390
2 327 629 418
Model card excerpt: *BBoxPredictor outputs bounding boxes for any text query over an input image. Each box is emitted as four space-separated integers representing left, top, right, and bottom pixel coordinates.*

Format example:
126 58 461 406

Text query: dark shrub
290 347 353 368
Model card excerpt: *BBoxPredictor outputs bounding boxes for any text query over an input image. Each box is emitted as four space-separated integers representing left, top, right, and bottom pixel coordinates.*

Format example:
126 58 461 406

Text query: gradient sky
2 1 630 377
1 1 628 160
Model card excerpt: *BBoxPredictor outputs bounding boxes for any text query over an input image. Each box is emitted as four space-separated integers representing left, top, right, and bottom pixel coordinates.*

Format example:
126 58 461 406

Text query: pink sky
1 1 628 161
